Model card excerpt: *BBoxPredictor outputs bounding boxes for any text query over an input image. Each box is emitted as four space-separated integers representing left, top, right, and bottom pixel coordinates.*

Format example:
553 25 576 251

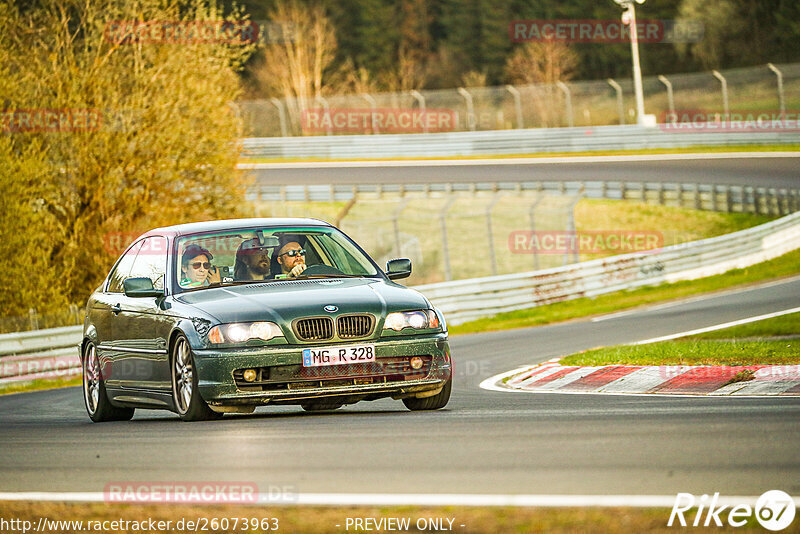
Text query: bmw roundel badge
324 305 338 313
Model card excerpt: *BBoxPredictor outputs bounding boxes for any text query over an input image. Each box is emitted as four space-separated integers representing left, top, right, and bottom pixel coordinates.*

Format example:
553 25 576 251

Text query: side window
128 236 168 290
107 241 143 293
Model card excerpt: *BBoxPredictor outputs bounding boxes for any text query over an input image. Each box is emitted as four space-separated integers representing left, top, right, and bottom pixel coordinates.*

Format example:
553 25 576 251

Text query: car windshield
174 226 379 290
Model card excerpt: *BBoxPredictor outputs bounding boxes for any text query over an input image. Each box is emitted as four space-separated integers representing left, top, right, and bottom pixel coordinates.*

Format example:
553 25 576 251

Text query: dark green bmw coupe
81 218 452 422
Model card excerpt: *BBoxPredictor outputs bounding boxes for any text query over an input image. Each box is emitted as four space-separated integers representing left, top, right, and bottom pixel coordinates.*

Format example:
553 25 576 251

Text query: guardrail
0 326 82 385
248 180 800 216
3 210 799 384
242 124 800 159
417 210 800 325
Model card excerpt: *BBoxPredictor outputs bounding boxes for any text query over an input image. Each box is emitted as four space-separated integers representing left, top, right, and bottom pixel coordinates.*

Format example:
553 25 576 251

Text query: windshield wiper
293 274 364 279
204 279 277 288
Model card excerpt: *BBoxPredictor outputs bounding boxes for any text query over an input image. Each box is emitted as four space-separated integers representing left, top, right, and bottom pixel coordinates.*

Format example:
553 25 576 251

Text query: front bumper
193 333 451 405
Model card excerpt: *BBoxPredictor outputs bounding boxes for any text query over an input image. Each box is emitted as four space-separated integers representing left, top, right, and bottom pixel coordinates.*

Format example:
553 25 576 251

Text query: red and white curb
481 360 800 397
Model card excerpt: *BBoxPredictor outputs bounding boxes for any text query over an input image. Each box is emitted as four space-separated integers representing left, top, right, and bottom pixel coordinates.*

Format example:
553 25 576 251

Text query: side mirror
123 277 164 298
386 258 412 280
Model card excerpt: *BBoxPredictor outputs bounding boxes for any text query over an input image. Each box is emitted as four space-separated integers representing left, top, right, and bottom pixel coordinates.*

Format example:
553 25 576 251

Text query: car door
93 240 142 385
113 235 172 392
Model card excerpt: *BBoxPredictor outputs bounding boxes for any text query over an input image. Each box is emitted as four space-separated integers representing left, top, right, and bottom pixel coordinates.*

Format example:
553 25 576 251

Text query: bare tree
505 41 578 127
257 0 338 123
505 41 578 86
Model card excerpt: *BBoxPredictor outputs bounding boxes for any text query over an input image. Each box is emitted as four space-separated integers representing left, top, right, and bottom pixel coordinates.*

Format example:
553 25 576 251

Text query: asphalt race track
1 277 798 497
247 154 800 189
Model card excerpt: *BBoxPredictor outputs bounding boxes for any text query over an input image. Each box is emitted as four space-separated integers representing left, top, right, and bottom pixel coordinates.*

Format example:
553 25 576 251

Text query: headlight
384 310 440 331
207 322 283 344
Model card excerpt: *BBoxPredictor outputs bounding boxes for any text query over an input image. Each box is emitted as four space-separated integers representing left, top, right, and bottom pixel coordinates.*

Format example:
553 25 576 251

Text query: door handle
111 303 122 315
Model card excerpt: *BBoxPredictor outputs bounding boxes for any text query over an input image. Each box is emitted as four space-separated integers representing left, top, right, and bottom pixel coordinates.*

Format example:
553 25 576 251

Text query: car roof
140 218 332 239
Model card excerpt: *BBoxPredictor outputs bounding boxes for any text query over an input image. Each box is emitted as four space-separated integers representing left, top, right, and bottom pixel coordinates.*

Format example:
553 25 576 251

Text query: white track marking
597 366 689 394
1 492 792 507
237 151 800 169
631 306 800 345
525 366 602 390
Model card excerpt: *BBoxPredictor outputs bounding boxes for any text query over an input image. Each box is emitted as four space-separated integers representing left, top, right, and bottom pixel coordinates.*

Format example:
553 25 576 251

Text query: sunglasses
279 248 306 258
189 262 211 270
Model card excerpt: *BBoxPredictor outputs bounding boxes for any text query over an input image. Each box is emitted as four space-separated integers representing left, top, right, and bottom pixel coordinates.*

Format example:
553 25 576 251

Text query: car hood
173 278 430 326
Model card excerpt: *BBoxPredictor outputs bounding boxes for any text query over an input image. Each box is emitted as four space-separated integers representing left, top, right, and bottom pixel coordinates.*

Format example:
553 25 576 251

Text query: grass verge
0 375 81 397
0 502 771 533
688 311 800 340
240 144 800 163
559 309 800 367
449 248 800 336
559 340 800 367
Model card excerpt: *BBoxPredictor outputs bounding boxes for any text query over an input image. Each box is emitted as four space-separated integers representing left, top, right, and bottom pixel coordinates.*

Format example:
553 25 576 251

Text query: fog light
243 369 257 382
410 357 423 370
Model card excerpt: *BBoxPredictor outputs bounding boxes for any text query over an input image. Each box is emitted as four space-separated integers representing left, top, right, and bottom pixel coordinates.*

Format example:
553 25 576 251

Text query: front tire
402 379 451 411
171 334 222 422
82 342 134 422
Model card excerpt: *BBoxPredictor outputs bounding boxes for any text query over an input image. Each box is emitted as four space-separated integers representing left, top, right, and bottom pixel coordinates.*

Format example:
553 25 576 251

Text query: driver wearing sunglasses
180 244 221 288
276 240 307 279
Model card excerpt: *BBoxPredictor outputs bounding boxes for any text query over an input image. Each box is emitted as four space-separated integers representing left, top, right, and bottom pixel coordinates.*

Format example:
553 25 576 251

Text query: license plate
302 344 376 367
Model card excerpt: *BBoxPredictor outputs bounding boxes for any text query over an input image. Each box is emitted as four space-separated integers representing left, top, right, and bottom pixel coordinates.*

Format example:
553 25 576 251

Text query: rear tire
82 342 135 422
171 334 222 422
402 379 451 411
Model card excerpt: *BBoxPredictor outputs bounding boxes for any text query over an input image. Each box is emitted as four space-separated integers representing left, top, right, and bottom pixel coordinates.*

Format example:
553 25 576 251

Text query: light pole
614 0 647 125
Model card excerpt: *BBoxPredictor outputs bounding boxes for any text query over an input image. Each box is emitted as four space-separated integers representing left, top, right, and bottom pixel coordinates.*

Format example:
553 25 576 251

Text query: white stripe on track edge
631 306 800 345
237 151 800 169
1 492 794 507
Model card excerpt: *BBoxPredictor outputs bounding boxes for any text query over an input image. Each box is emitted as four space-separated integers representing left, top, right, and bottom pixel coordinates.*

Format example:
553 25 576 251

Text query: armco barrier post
269 98 288 137
362 93 378 134
556 81 573 127
392 199 409 258
409 90 427 133
711 70 730 118
506 85 524 129
529 194 545 270
607 78 625 125
486 194 503 276
314 95 332 136
565 190 584 264
440 197 457 281
457 87 476 131
658 75 676 122
767 63 786 117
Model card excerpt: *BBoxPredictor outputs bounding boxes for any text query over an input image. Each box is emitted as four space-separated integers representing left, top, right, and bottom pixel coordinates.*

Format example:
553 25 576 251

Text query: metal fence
417 209 800 325
247 180 800 215
241 124 800 159
240 63 800 137
256 190 582 285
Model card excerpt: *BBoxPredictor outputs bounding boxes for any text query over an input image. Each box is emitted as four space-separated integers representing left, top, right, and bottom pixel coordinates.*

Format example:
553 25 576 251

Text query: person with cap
275 236 307 279
180 244 220 288
234 238 274 281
